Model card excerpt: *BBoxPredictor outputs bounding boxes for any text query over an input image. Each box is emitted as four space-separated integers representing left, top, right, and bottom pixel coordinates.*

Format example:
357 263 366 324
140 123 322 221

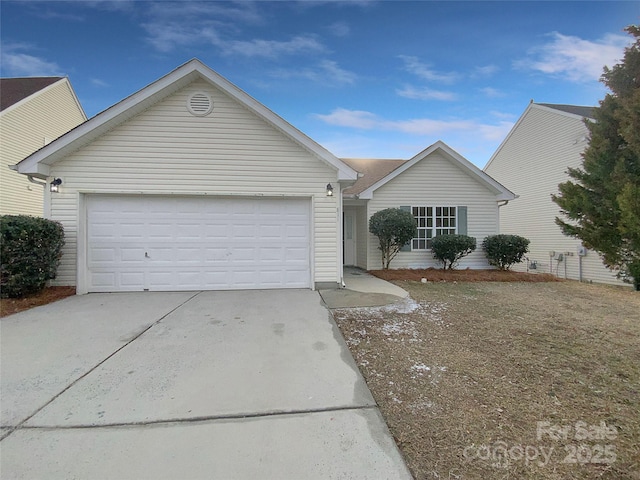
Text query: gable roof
537 103 595 119
0 77 64 112
484 101 596 172
341 158 407 196
15 59 358 181
354 141 515 201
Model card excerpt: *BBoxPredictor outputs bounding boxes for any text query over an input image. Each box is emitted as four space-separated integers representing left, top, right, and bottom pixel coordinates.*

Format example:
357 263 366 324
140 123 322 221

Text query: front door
343 211 356 266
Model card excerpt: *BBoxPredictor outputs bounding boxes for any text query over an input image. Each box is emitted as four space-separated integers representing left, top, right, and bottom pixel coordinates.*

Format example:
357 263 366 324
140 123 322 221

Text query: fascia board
17 66 197 175
483 102 534 172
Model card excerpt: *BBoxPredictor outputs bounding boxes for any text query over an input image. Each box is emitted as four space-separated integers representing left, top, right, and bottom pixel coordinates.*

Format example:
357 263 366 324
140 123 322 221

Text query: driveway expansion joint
15 405 379 430
2 291 202 440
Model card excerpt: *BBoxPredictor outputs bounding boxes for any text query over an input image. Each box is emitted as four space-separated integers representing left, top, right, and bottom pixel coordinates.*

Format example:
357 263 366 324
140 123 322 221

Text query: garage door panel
120 272 146 288
86 196 310 292
284 247 309 262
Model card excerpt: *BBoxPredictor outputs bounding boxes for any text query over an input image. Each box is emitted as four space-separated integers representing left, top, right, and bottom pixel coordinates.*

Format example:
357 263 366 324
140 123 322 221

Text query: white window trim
411 205 458 251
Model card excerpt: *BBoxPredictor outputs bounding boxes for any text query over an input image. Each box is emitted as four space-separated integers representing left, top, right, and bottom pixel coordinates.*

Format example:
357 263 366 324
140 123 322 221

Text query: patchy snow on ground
333 296 449 327
410 363 447 381
411 363 432 374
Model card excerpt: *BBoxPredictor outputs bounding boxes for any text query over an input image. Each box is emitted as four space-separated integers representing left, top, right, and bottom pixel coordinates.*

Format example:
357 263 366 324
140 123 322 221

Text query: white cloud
142 3 324 58
396 85 457 101
489 110 517 121
144 24 326 57
36 9 85 21
146 1 263 24
90 78 109 87
141 1 325 57
314 107 514 142
516 32 630 82
399 55 459 84
473 65 499 77
479 87 505 98
0 45 64 76
271 60 356 85
224 34 326 58
327 21 350 37
315 108 380 129
141 22 218 52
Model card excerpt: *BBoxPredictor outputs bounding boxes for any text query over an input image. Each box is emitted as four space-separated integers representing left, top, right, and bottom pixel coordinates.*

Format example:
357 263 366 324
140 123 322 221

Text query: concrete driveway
1 290 411 479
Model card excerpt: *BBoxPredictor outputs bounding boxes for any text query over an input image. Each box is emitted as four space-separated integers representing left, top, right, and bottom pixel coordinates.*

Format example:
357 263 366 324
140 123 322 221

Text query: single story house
484 102 626 286
15 59 514 294
1 76 86 216
342 141 516 270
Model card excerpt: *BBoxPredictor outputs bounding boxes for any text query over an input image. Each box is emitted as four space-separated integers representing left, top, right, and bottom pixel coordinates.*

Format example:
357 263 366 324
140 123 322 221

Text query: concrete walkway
1 290 412 479
319 267 409 308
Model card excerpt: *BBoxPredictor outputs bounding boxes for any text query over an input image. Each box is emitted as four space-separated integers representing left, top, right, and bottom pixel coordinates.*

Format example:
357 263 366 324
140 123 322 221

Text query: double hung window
411 206 457 250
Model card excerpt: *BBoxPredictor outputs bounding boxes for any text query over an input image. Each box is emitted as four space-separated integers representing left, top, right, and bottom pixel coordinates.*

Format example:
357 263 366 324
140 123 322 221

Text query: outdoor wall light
326 183 334 197
50 178 62 193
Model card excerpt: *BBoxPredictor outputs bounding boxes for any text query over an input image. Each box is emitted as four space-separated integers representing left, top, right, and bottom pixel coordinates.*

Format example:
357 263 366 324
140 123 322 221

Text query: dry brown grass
333 280 640 480
0 286 75 318
370 268 561 283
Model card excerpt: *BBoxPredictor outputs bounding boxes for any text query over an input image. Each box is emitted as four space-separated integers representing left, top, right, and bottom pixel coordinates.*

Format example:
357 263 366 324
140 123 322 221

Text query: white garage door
86 195 311 292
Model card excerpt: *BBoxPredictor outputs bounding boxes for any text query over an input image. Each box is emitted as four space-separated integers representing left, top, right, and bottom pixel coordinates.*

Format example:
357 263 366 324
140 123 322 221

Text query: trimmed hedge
0 215 65 298
431 234 476 270
482 234 530 270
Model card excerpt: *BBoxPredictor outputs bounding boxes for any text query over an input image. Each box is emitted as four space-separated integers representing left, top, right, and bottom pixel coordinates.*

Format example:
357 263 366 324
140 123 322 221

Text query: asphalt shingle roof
537 103 596 119
341 158 407 196
0 77 63 111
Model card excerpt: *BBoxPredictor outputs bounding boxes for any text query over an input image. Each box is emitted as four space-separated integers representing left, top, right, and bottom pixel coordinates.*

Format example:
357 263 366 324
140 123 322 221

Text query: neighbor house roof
341 158 407 196
537 103 595 119
347 141 516 201
0 77 63 112
15 59 358 182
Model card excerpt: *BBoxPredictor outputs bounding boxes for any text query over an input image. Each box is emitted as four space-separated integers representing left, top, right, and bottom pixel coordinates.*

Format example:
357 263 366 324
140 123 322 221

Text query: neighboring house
0 77 86 216
342 141 516 270
484 101 626 286
15 59 358 293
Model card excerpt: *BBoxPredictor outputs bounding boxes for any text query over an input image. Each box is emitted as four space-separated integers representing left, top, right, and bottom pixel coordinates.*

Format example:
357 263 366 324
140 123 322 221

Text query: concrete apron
1 290 411 479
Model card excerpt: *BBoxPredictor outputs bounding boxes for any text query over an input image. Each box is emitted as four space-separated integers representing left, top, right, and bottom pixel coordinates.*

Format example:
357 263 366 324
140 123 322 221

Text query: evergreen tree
553 25 640 290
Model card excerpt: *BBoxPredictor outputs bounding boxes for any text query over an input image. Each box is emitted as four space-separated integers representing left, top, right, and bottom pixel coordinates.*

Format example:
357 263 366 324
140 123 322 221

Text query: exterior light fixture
326 183 334 197
50 178 62 193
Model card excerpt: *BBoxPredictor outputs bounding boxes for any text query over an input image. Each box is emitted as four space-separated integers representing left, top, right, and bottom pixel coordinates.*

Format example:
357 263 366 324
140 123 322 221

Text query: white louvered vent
187 92 213 116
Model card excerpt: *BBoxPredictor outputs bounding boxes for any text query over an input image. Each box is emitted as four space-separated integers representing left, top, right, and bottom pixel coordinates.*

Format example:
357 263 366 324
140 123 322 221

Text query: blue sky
1 1 637 167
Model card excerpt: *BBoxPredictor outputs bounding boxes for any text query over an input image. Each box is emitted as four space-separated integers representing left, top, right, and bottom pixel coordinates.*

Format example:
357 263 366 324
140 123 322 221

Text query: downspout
578 254 583 282
338 183 346 288
28 175 51 218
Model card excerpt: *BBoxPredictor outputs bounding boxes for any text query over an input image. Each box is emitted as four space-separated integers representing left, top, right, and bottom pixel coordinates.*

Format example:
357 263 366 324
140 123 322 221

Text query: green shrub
369 208 417 269
482 234 530 270
0 215 65 298
431 234 476 270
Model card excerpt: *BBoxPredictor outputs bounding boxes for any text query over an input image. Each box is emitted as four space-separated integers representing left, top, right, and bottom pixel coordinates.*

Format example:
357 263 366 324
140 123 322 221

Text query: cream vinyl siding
48 79 339 287
366 152 498 270
485 104 625 286
0 80 85 216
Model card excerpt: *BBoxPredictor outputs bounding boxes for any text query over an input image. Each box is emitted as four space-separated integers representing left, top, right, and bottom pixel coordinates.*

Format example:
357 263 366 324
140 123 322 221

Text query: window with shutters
411 206 457 250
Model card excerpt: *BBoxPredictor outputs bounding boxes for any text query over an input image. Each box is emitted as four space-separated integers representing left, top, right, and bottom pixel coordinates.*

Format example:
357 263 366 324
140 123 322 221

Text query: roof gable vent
187 92 213 116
